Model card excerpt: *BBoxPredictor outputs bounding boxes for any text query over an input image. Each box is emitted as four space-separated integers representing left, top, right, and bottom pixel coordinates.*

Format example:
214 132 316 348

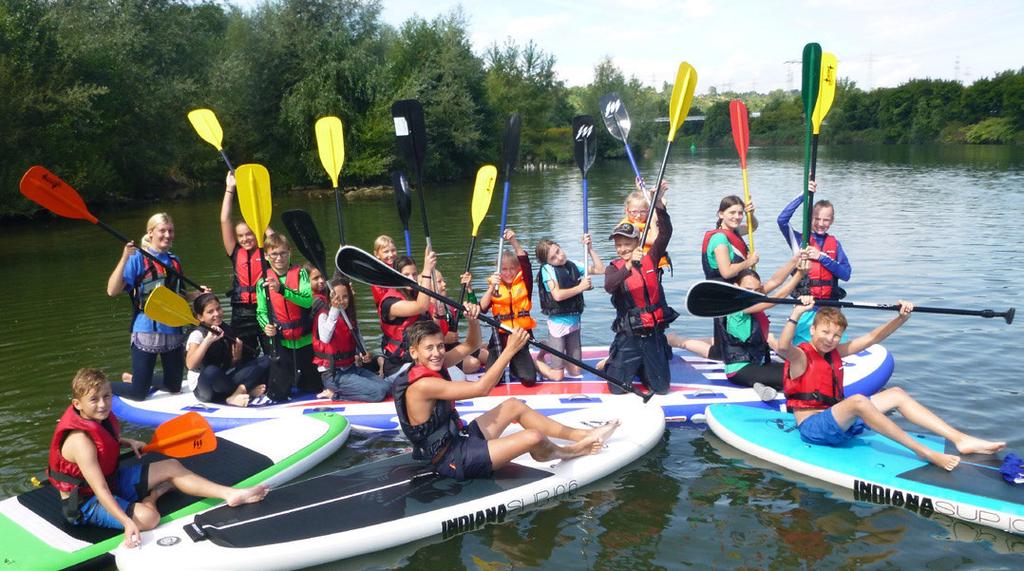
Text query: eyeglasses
266 251 290 258
627 209 649 216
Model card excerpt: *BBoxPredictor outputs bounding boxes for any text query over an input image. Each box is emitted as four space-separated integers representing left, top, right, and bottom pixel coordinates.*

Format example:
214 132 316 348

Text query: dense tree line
2 0 1020 218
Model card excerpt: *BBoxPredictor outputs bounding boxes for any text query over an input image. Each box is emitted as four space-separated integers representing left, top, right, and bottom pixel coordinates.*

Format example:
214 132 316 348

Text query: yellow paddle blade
187 109 225 151
142 412 216 458
235 164 273 248
470 165 497 236
144 286 198 328
314 116 345 188
666 62 698 142
812 52 838 135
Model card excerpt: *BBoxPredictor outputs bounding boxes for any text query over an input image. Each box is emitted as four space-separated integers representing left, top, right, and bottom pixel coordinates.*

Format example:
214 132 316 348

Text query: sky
228 0 1024 94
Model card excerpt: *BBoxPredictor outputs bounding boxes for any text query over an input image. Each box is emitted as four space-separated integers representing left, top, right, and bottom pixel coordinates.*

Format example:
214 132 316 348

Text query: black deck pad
194 453 553 548
17 439 271 546
897 443 1021 505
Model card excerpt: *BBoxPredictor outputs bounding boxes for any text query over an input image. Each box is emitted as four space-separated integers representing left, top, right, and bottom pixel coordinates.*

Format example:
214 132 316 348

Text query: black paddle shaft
453 235 478 329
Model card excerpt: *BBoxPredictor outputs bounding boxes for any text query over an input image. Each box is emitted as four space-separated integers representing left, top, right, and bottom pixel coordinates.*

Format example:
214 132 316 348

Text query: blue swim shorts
433 420 493 481
797 408 866 446
76 463 148 529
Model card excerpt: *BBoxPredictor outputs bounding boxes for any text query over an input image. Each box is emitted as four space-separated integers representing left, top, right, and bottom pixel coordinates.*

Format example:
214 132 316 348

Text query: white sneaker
753 383 777 402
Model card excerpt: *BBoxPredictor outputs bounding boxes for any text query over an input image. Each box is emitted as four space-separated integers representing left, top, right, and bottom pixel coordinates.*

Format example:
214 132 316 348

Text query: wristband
787 318 799 325
420 274 431 279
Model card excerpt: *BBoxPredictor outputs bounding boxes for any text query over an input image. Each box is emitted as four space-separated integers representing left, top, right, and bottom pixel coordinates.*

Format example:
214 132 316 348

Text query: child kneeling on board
393 309 619 481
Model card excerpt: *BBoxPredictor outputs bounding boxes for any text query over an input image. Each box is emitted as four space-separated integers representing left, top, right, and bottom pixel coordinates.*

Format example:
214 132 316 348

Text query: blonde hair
624 191 649 211
373 235 396 258
140 212 173 249
71 368 109 400
812 307 848 331
264 232 290 252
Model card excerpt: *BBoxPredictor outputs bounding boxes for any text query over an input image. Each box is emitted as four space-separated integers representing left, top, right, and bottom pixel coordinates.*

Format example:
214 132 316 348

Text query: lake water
2 144 1022 567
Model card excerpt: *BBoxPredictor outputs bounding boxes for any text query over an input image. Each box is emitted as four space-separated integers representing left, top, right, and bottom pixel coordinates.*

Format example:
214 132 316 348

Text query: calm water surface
2 144 1023 568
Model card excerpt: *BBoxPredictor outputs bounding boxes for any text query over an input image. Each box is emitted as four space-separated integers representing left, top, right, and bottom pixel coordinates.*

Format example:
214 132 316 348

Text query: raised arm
777 296 814 367
220 171 237 256
106 244 135 297
840 301 913 357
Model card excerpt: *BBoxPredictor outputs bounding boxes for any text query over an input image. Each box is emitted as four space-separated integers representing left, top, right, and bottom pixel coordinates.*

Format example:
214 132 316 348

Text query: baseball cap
608 222 640 240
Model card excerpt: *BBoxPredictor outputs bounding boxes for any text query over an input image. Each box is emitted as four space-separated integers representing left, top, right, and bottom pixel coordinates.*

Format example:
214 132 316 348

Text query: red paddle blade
19 166 98 223
142 412 216 457
729 100 750 169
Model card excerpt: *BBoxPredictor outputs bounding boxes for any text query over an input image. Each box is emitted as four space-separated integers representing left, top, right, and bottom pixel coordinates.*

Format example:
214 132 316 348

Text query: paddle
281 209 367 355
335 246 654 401
800 43 823 247
234 164 280 359
187 108 235 172
141 411 217 457
391 99 441 313
572 115 597 276
684 280 1016 324
599 92 646 193
314 116 348 244
143 286 261 359
392 171 413 256
454 165 498 327
19 166 202 290
729 99 755 263
639 62 697 249
493 113 521 295
810 52 838 185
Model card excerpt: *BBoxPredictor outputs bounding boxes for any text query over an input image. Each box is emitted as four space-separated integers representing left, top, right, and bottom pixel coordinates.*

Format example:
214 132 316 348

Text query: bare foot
954 435 1006 455
589 419 621 443
121 372 133 383
316 389 334 399
923 449 961 471
226 393 250 407
559 420 622 459
225 485 269 507
249 384 266 398
595 357 608 371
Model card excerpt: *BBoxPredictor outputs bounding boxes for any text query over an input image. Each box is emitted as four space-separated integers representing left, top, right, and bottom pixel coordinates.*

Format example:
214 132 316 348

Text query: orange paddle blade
141 412 216 457
729 100 750 169
19 166 98 223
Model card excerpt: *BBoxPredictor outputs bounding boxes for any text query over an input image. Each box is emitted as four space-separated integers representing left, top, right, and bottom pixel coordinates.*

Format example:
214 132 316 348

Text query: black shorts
433 420 493 481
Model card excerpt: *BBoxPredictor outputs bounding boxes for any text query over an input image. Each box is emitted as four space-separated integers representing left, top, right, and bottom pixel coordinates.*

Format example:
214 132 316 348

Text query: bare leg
148 459 268 506
249 384 266 398
225 385 250 407
666 333 712 359
830 394 960 471
871 387 1005 455
534 357 560 380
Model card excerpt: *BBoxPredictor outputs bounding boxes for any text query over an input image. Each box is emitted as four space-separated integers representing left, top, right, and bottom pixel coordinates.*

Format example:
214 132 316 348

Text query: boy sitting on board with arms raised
779 301 1005 471
49 368 268 548
394 308 619 481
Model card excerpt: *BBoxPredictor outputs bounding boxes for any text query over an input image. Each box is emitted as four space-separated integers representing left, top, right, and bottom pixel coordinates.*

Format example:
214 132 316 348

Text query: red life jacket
130 252 182 315
377 288 422 356
700 229 748 281
230 245 264 305
312 293 357 369
610 255 665 332
807 234 839 300
47 405 121 499
266 266 311 341
392 365 464 461
371 285 388 308
783 342 845 412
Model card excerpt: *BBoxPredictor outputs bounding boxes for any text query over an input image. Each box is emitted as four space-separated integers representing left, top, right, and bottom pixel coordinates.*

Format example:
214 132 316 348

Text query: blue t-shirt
123 250 182 334
540 261 586 329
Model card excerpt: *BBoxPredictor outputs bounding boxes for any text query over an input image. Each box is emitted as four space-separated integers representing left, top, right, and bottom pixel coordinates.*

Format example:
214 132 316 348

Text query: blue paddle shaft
402 229 411 256
623 143 646 190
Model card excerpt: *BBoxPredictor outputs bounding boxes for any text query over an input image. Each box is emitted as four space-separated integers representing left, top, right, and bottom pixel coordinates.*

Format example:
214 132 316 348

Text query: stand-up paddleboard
113 345 892 432
115 402 665 570
0 413 350 570
706 404 1023 536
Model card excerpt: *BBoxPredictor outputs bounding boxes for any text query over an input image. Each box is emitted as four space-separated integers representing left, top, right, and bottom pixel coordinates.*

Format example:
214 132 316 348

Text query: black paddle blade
502 113 522 178
572 115 597 175
335 245 415 289
391 99 427 174
685 280 769 318
392 171 412 228
598 92 630 141
281 210 327 276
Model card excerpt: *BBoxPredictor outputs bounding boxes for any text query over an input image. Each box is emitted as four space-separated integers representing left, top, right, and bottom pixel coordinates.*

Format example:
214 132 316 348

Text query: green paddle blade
235 164 273 249
666 62 697 142
187 109 225 151
685 280 771 318
282 209 327 276
143 286 199 328
470 165 497 236
801 43 823 120
599 92 631 142
812 52 838 135
314 116 345 188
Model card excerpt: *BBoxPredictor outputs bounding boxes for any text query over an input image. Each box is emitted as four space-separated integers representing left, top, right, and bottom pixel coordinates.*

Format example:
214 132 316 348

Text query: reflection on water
1 144 1022 567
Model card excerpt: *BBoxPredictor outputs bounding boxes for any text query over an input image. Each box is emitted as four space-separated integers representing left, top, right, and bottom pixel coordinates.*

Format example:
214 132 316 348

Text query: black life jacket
537 263 585 316
195 323 236 370
713 311 771 368
393 365 465 461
